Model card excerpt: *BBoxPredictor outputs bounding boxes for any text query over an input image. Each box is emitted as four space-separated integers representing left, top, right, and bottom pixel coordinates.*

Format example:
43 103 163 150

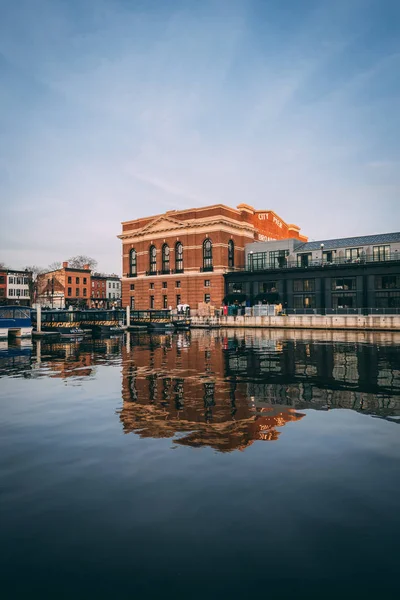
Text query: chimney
83 264 90 270
63 261 68 268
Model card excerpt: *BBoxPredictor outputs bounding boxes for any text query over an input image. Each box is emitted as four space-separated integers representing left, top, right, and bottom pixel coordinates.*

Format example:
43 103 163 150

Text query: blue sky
1 0 399 274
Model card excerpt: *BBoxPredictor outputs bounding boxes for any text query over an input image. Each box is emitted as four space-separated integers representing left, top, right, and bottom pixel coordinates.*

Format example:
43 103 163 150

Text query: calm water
1 329 399 599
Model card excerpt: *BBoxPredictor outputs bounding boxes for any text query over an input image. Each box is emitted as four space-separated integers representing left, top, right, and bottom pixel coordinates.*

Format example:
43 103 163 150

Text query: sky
1 0 399 275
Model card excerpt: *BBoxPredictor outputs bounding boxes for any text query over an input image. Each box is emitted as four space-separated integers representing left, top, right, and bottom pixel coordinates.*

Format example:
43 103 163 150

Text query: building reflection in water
1 329 398 452
120 329 400 452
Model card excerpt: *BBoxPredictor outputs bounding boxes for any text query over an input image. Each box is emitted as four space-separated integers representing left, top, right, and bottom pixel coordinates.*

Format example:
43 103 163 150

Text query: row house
118 203 306 310
91 274 121 307
37 262 91 309
0 269 32 306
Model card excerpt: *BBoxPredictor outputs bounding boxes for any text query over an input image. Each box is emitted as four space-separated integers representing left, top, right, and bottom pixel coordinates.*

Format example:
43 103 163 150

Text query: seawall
190 315 400 331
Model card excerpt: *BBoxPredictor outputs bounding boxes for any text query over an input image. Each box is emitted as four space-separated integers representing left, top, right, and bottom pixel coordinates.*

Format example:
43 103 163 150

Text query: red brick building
119 203 307 310
91 275 107 307
0 269 6 304
37 262 91 308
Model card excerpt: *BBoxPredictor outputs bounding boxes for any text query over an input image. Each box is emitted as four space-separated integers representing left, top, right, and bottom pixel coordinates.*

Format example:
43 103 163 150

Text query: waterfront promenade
190 313 400 331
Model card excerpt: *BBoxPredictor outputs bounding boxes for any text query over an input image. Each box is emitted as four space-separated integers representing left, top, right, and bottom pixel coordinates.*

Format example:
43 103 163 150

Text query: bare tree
0 261 8 270
68 255 98 270
48 261 62 271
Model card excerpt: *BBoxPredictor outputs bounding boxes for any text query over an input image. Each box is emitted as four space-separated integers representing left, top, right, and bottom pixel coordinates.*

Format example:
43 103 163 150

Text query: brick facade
37 262 91 308
119 204 306 310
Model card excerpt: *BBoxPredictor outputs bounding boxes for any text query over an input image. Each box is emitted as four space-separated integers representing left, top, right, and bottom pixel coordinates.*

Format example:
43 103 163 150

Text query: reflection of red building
119 204 307 310
120 331 304 452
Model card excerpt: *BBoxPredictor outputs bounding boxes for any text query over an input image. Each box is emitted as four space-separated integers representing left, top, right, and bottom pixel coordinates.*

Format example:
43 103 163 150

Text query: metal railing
247 252 400 272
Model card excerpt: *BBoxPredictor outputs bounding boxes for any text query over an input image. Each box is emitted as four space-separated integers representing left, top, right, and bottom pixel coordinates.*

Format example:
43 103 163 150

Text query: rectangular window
332 278 356 291
345 248 362 262
204 293 211 303
150 295 155 309
332 293 356 309
176 294 181 305
228 282 243 293
0 289 4 297
297 253 312 268
83 289 87 296
261 281 277 294
150 282 154 289
250 252 268 271
375 291 400 308
9 289 14 296
176 281 181 288
113 283 115 288
92 281 94 287
373 245 390 262
293 294 315 309
76 277 80 284
0 276 4 284
294 279 315 292
323 251 333 263
67 287 72 296
83 277 87 284
269 250 289 268
205 280 211 287
130 296 135 309
162 281 167 289
163 295 168 309
130 284 135 291
375 275 400 289
68 276 72 284
76 288 80 296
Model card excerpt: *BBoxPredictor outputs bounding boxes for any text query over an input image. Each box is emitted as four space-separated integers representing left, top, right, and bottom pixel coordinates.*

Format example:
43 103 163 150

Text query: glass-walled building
225 232 400 312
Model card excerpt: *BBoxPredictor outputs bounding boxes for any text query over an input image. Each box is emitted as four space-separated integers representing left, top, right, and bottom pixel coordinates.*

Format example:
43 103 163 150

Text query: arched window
228 240 234 268
149 245 157 274
162 244 170 273
203 238 213 271
175 242 183 272
130 248 137 276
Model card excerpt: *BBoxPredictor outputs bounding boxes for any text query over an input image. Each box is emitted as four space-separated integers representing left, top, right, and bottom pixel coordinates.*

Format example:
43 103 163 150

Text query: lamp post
320 243 324 265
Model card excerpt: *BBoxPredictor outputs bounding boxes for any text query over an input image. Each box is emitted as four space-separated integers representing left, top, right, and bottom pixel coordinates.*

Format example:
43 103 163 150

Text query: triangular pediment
139 215 187 234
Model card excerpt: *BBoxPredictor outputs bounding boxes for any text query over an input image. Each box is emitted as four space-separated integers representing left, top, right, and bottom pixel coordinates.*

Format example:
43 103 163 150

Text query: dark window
293 295 315 309
163 295 168 309
175 242 183 272
205 280 211 287
0 289 4 297
323 251 333 263
332 278 356 291
332 293 356 309
149 245 157 274
162 281 167 289
162 244 170 273
176 294 181 305
294 279 315 292
130 297 135 309
261 281 277 293
250 252 268 271
67 288 72 296
373 245 390 261
130 248 137 276
150 295 155 309
68 276 72 284
83 278 87 285
130 284 135 291
76 277 80 284
228 282 242 293
0 276 4 284
176 280 181 288
203 239 213 271
297 253 312 268
269 250 288 268
228 240 234 267
204 293 211 303
375 275 400 289
150 282 154 289
76 288 80 296
375 291 400 308
83 289 87 296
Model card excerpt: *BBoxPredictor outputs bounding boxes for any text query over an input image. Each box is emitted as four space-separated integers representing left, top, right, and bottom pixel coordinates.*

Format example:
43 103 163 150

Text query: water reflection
1 330 399 451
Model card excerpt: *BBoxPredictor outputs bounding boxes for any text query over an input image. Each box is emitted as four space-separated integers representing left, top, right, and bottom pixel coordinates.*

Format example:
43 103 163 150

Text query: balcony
200 266 214 272
246 252 400 273
145 270 157 276
158 269 171 275
125 273 137 278
172 268 184 274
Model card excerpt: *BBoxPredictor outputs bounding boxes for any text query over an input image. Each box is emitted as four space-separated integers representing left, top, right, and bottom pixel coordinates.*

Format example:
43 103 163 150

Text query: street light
249 251 254 272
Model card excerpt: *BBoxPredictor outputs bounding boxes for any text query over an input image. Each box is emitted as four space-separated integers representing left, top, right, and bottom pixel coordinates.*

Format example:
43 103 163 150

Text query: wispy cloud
1 0 400 272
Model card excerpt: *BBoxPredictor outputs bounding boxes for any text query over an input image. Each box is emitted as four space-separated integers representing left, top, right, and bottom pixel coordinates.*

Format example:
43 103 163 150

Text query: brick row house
37 262 91 308
118 203 307 310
